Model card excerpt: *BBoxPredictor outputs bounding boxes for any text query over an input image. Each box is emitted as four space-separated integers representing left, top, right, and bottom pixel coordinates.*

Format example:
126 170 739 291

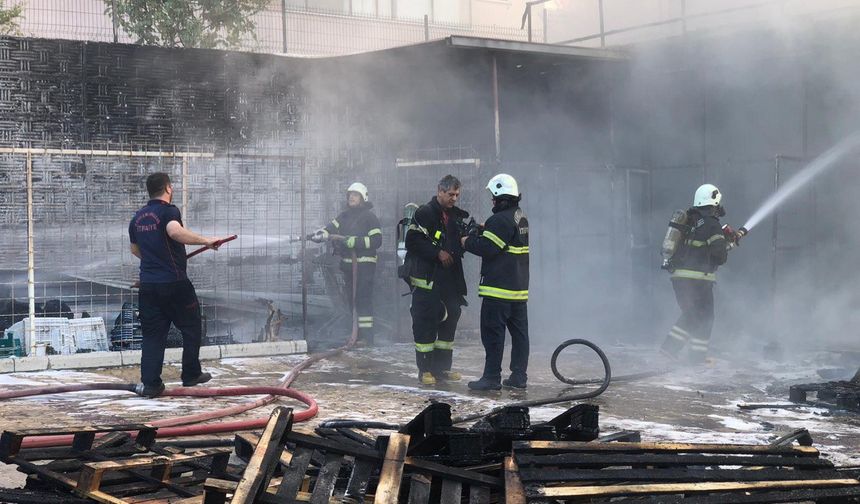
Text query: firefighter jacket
672 206 727 281
463 203 529 302
404 197 468 295
324 202 382 264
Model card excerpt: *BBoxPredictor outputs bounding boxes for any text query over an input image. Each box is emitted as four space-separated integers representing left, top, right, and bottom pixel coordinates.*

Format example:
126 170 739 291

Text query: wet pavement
1 333 859 488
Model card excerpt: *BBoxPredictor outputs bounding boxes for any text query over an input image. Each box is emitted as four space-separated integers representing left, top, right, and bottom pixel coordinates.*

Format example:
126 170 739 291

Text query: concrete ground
1 333 859 488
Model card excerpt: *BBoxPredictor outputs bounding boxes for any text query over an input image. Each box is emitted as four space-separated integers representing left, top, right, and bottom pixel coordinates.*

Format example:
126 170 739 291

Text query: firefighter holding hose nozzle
129 172 232 398
660 184 746 364
309 182 382 346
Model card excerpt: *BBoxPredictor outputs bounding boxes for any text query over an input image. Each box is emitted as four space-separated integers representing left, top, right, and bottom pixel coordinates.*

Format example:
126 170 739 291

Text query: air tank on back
661 209 689 270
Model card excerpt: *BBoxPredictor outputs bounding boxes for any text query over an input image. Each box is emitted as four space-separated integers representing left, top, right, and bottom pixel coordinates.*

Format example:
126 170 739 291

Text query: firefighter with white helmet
310 182 381 345
461 173 530 390
660 183 729 363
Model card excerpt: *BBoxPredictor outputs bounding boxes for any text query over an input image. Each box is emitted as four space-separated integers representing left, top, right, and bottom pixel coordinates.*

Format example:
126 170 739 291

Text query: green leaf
103 0 269 48
0 1 24 36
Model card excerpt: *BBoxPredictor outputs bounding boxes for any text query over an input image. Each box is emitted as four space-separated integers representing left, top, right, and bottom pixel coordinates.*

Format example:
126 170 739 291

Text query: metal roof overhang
445 36 628 61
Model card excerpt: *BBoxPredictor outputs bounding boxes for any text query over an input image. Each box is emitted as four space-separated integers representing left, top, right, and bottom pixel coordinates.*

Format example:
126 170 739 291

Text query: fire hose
321 338 667 429
451 338 613 424
0 245 360 449
321 339 615 428
318 338 614 429
186 235 238 259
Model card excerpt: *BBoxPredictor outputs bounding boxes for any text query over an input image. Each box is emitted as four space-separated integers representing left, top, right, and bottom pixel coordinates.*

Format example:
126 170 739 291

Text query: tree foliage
104 0 271 49
0 1 24 36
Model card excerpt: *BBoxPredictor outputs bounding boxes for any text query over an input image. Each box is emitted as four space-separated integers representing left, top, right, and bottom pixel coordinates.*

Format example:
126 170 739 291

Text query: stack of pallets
505 439 860 503
3 402 860 503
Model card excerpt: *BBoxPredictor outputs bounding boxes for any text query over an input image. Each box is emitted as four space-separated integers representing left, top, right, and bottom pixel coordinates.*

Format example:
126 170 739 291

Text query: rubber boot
438 370 461 382
420 372 436 386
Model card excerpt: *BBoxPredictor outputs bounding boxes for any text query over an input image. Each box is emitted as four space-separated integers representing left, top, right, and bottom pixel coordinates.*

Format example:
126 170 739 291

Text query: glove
464 218 482 237
721 224 740 244
308 228 329 243
722 224 743 250
455 217 478 237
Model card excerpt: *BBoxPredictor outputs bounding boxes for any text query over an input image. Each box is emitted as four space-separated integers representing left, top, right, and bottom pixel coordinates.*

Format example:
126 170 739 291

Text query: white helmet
486 173 519 198
693 183 721 207
347 182 368 202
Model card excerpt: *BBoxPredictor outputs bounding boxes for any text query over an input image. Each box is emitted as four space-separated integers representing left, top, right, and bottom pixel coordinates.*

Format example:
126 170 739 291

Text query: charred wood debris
1 402 859 503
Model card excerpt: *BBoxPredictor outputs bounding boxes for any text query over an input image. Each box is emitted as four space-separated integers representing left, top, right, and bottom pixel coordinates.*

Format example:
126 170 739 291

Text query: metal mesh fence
17 1 539 58
0 144 344 356
554 0 860 49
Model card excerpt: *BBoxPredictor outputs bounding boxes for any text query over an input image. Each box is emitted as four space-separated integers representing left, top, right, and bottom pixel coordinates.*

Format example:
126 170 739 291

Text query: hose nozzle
723 225 748 251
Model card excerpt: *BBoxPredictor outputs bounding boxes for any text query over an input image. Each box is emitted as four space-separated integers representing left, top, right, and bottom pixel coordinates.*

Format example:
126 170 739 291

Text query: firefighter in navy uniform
405 175 469 386
129 172 229 398
660 183 729 364
461 174 530 391
310 182 382 345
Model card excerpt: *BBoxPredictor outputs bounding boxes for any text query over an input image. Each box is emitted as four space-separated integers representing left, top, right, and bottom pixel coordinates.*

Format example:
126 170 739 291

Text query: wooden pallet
1 423 233 504
790 380 860 411
201 407 501 504
506 440 860 503
10 404 857 503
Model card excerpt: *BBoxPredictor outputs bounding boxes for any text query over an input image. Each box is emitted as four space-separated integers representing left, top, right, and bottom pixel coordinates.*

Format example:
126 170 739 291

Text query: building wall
0 34 631 343
615 13 860 349
18 0 539 57
4 9 858 349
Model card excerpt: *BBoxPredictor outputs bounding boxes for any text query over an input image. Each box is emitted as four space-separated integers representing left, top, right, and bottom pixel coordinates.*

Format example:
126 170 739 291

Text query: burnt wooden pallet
1 423 233 504
790 380 860 411
509 439 860 503
0 424 157 460
588 486 860 503
203 421 500 504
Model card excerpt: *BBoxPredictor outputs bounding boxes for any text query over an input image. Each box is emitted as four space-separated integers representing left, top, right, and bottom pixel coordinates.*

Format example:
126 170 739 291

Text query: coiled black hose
320 338 617 429
452 338 613 424
550 338 612 386
323 338 672 431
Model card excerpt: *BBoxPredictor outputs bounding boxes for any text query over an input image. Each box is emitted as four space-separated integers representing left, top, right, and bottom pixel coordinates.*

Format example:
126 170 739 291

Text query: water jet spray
743 132 860 231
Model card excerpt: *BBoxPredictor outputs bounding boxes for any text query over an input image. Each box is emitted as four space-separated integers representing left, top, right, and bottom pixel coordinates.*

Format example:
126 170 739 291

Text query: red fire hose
186 235 238 259
0 248 359 449
129 235 239 289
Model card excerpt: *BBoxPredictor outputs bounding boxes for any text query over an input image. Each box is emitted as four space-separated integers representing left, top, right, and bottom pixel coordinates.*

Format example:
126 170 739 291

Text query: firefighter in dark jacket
405 175 469 386
461 173 530 391
660 183 729 364
310 182 382 345
129 172 229 398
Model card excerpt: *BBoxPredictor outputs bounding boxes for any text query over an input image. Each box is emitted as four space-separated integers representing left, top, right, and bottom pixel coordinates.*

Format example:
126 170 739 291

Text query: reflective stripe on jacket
672 206 726 281
404 197 468 295
464 205 529 302
325 202 381 262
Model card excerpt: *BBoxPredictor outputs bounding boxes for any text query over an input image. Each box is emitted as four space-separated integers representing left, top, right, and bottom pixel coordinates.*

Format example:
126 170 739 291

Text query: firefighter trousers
341 262 375 344
410 286 462 375
478 298 529 383
660 277 714 363
138 279 203 388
